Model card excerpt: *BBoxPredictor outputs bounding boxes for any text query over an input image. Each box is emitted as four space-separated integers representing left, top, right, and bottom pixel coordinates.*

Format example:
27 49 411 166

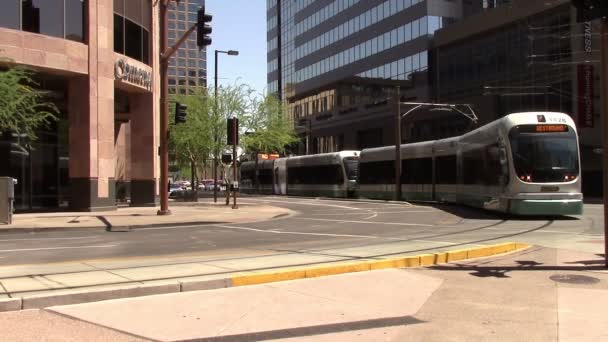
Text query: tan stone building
0 0 161 211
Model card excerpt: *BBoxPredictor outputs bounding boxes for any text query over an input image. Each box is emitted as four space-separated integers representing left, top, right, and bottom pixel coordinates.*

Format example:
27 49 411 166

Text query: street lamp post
213 49 239 203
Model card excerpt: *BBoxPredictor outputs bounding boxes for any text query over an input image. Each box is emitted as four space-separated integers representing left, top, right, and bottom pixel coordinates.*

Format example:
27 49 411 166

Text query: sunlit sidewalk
1 246 606 341
1 199 292 233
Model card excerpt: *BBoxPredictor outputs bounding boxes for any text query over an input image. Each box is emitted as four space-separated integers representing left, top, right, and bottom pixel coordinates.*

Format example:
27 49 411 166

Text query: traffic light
227 117 239 145
175 102 187 124
221 153 232 165
197 7 212 48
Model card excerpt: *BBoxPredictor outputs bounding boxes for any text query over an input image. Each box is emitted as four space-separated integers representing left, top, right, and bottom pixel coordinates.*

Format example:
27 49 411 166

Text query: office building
434 0 602 195
267 0 465 154
0 0 160 211
167 0 207 94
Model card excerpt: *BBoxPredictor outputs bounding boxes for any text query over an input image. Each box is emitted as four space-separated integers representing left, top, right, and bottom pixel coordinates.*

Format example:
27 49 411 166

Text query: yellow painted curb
230 242 531 287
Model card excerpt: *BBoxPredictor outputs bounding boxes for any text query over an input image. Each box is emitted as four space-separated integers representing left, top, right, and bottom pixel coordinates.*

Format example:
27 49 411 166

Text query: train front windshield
509 125 579 183
344 157 359 180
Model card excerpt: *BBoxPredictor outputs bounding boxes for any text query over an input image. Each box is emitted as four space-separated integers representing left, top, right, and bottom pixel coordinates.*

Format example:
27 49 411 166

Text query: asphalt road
0 196 603 266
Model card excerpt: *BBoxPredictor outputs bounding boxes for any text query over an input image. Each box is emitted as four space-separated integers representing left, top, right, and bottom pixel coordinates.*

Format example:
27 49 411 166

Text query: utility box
0 177 15 224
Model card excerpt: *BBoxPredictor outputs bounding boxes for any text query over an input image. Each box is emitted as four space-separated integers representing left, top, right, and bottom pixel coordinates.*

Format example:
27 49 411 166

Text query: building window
22 0 64 39
1 0 86 42
65 0 85 42
0 0 20 30
114 0 150 65
113 14 124 54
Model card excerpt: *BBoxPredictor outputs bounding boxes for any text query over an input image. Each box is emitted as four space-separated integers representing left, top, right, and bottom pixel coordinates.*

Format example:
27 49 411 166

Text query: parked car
168 184 184 198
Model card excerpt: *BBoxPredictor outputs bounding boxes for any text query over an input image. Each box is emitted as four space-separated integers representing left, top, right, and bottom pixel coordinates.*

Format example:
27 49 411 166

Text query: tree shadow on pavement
429 259 607 278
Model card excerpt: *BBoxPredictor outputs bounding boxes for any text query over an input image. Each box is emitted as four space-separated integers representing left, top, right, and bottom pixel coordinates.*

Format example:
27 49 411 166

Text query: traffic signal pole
157 0 210 215
601 17 608 267
158 1 170 215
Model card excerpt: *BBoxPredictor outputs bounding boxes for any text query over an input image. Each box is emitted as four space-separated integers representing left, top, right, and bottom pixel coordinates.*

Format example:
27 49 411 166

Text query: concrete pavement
1 246 605 341
1 199 293 233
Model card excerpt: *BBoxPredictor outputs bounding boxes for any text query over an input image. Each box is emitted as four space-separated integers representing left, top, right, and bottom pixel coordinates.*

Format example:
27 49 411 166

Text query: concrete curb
0 242 529 312
230 242 531 286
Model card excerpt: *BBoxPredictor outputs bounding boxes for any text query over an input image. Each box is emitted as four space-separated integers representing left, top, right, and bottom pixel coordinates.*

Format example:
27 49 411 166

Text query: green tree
169 88 214 200
210 83 256 190
239 93 298 191
0 62 59 143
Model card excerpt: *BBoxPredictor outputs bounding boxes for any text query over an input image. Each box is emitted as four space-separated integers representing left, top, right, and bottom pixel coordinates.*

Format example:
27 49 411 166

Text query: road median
0 241 529 312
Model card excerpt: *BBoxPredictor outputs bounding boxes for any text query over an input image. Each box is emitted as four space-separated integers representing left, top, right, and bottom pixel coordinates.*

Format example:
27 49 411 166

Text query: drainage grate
549 274 600 285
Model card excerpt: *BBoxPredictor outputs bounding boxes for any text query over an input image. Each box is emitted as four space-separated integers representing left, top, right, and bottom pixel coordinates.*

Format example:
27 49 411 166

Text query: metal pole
394 86 401 201
158 2 170 215
601 18 608 267
232 118 239 209
213 50 219 203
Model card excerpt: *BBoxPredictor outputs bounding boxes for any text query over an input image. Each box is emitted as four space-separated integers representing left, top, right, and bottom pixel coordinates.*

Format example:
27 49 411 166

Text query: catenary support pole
394 86 401 201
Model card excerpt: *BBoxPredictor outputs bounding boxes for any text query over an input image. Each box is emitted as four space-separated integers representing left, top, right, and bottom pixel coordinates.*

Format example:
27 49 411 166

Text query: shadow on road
418 203 580 221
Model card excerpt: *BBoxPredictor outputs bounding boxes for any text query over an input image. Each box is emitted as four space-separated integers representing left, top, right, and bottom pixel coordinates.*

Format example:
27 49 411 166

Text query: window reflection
0 0 20 30
113 0 150 64
22 0 64 38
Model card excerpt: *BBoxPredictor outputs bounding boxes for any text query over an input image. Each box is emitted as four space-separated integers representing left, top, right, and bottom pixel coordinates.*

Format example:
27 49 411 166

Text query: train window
359 161 394 184
287 165 344 185
259 169 274 185
343 157 359 180
435 155 457 184
402 158 432 184
509 125 578 183
462 144 504 186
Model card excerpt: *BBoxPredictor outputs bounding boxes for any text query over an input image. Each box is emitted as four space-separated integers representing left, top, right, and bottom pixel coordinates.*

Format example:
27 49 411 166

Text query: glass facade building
167 0 207 94
434 0 602 196
267 0 461 154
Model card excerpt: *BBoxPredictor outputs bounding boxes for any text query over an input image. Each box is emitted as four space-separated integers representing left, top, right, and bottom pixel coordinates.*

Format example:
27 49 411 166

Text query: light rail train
240 112 582 216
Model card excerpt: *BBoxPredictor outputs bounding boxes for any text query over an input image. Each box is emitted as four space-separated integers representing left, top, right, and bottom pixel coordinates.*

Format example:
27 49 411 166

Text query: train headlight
519 175 532 182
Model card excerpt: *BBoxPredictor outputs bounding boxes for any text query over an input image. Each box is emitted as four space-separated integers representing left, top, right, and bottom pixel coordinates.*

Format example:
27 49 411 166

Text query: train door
273 158 287 195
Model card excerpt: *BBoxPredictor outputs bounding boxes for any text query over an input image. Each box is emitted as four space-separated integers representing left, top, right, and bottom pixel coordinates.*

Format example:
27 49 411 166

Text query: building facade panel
0 0 161 211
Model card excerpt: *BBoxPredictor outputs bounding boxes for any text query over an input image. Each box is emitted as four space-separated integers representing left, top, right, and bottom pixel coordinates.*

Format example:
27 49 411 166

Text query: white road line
213 224 380 239
0 236 99 243
0 245 117 253
362 213 378 220
247 198 364 210
212 224 476 243
246 196 416 208
412 240 458 245
291 217 434 227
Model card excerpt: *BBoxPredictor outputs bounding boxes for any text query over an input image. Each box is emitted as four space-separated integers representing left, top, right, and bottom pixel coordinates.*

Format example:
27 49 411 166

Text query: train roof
284 151 360 167
361 112 576 161
240 159 274 171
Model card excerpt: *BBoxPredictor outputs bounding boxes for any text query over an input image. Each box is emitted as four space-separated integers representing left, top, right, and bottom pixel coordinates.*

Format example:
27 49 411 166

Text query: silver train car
240 151 360 198
239 159 274 195
359 112 583 215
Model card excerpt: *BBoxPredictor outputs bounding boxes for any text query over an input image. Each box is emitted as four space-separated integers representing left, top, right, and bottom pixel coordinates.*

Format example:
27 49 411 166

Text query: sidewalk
1 246 606 341
0 199 293 233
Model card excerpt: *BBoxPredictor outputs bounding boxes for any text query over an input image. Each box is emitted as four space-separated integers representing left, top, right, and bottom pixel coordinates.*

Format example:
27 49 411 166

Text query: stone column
130 92 157 206
68 0 116 211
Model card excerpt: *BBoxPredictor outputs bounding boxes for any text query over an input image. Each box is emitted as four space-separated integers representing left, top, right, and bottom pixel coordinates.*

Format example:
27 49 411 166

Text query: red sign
577 64 594 128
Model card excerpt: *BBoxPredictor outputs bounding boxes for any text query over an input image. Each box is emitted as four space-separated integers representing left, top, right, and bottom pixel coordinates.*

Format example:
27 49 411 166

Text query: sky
205 0 267 95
